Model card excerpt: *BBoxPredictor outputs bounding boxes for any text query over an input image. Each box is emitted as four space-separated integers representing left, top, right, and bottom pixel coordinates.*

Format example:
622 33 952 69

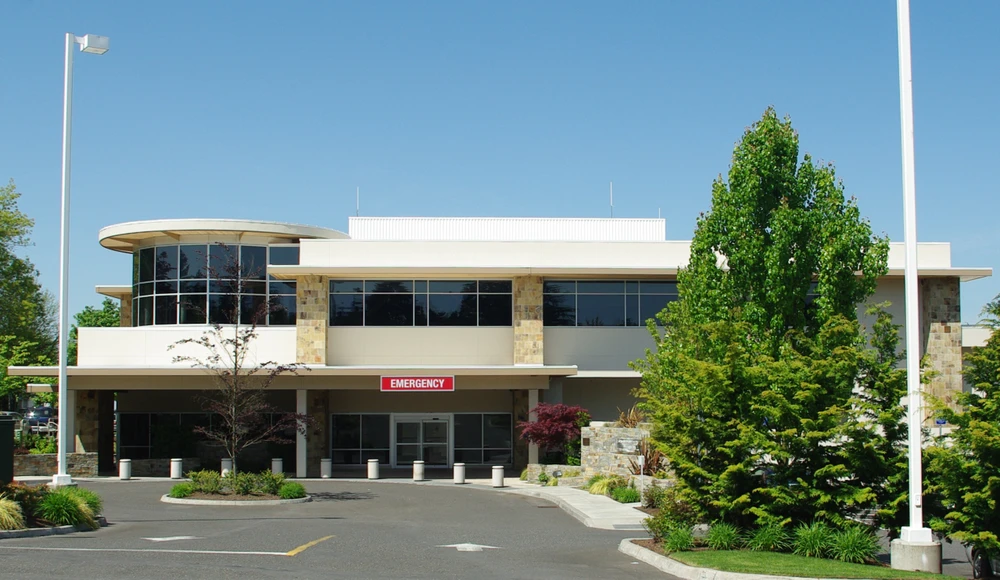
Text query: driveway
0 480 667 580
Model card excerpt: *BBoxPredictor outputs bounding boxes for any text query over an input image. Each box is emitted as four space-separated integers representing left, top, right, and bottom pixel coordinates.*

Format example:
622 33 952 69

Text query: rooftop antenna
356 186 359 217
658 207 661 219
610 181 614 218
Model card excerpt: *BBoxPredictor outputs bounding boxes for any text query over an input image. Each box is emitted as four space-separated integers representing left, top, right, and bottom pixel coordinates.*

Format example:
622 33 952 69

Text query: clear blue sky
2 1 998 323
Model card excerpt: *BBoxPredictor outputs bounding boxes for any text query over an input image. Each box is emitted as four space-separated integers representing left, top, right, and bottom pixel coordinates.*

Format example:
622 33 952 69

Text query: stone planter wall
580 422 651 478
130 457 203 477
13 453 98 477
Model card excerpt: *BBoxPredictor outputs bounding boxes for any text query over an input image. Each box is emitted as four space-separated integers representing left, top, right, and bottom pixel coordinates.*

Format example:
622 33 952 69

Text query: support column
528 389 539 465
920 277 962 416
512 390 529 469
120 296 132 327
96 391 115 474
296 276 328 365
513 276 543 365
296 390 307 478
65 390 77 452
306 390 329 478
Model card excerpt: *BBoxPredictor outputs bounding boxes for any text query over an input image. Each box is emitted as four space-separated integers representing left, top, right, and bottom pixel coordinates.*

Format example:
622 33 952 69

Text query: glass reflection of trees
132 243 299 327
329 280 512 327
542 280 680 327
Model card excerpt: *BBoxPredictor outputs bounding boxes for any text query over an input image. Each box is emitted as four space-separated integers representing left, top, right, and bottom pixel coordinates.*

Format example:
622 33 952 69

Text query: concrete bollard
271 458 283 475
221 458 234 477
170 458 183 480
367 458 379 480
413 460 425 481
492 465 505 488
321 458 332 479
119 458 131 480
453 462 466 485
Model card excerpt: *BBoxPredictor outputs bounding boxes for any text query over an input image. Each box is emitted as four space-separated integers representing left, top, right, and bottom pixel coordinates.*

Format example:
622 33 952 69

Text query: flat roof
99 219 348 253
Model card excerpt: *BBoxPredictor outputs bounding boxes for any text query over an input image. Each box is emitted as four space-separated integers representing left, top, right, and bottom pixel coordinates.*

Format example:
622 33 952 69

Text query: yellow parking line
286 535 334 557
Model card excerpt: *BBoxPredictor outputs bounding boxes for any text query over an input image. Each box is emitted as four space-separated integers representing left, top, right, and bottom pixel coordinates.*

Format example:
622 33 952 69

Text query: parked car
970 546 999 579
25 407 56 432
0 411 23 428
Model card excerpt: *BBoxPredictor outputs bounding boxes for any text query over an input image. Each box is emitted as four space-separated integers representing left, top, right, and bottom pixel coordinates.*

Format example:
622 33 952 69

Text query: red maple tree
517 403 590 454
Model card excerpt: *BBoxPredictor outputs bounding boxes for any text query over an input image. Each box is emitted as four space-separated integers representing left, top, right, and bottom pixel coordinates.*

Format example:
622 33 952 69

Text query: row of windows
543 281 679 326
117 412 294 460
330 280 514 327
131 244 299 326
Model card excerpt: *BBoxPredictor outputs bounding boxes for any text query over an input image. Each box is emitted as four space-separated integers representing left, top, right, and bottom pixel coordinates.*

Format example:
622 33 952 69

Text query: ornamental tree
926 295 1000 555
633 108 906 528
518 403 590 460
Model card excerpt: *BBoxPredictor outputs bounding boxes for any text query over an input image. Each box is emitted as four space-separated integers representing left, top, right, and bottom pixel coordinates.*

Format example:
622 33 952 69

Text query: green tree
68 298 121 365
633 108 901 528
926 295 1000 555
0 179 56 409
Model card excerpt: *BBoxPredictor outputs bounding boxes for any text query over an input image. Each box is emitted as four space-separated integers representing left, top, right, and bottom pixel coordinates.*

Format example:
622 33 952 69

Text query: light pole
890 0 941 571
53 33 109 488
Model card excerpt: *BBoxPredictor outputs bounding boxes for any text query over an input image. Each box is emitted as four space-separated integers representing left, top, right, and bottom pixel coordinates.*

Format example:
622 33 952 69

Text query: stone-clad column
513 276 543 365
306 390 330 478
120 296 132 327
920 277 962 415
74 390 99 453
296 276 328 365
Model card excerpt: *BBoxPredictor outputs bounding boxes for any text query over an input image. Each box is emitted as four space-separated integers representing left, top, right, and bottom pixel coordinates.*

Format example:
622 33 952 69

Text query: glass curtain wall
542 280 679 326
330 280 513 327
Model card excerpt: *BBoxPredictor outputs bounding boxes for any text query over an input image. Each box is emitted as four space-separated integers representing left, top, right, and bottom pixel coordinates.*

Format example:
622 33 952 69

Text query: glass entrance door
394 416 450 467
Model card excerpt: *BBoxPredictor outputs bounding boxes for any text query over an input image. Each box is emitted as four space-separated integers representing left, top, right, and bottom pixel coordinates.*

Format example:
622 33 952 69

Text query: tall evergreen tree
633 109 905 528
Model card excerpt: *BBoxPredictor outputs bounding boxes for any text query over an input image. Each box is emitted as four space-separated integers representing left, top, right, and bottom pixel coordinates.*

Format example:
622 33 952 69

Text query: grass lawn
667 549 961 580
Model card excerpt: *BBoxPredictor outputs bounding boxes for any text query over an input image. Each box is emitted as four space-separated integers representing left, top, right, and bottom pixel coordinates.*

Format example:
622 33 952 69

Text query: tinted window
209 244 237 278
483 414 512 448
331 280 364 293
577 281 624 294
577 295 625 326
365 294 413 326
543 281 574 294
361 415 390 449
139 248 155 283
543 294 575 326
480 280 512 293
155 246 178 280
366 280 412 293
478 294 512 326
154 295 177 325
179 295 206 324
429 280 477 293
454 414 483 449
640 294 677 322
269 296 296 325
240 246 267 280
429 294 477 326
331 295 363 326
268 246 299 265
179 245 207 279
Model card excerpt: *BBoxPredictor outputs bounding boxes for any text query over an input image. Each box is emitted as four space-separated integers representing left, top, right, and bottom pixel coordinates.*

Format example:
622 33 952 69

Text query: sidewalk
14 471 650 533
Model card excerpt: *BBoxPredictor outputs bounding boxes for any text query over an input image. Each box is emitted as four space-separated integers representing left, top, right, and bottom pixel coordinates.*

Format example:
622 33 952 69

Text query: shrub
793 521 833 558
189 470 223 494
828 525 879 564
0 483 47 523
257 471 285 496
628 439 667 475
65 487 103 516
562 469 581 477
36 489 96 529
278 482 306 499
746 523 789 552
612 486 641 503
642 481 666 509
616 405 645 428
224 471 256 495
656 484 699 527
566 456 581 466
537 471 550 484
588 475 627 496
546 477 559 487
706 522 742 550
169 483 195 498
0 498 25 531
643 511 673 542
519 468 528 481
29 436 57 454
664 526 695 552
517 403 590 461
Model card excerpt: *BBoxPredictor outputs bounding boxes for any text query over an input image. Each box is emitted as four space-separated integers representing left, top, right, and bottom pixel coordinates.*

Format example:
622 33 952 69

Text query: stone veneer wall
296 276 328 365
580 423 651 478
920 277 963 414
14 453 98 477
513 276 543 365
306 390 330 477
512 390 529 469
120 296 132 327
74 390 99 452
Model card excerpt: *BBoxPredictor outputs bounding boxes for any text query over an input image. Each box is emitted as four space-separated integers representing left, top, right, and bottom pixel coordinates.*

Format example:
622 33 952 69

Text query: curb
160 494 312 506
502 487 598 528
618 539 835 580
0 516 108 540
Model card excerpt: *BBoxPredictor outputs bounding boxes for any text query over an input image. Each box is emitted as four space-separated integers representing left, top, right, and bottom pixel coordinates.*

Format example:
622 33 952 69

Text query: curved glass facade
131 243 299 326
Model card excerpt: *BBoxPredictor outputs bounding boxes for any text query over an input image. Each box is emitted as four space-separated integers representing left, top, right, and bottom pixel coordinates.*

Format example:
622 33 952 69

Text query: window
543 280 678 326
331 414 391 464
329 280 512 327
454 413 512 465
131 244 298 327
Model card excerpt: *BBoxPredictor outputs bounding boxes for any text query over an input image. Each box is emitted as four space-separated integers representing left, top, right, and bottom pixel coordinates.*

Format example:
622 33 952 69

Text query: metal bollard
119 458 132 480
271 458 283 475
221 458 233 477
491 465 505 488
170 458 183 480
413 460 425 481
367 458 379 480
453 462 466 485
321 458 332 479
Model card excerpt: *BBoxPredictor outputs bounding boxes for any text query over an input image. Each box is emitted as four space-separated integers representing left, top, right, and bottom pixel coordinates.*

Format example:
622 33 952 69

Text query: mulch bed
182 492 282 501
637 506 659 516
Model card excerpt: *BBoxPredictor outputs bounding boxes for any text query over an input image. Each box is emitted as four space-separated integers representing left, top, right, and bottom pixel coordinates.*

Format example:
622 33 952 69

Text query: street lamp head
79 34 109 55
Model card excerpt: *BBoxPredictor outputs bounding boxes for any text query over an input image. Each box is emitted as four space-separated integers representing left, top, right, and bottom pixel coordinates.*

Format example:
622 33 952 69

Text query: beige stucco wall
327 389 514 413
544 328 654 370
562 378 641 422
117 389 295 413
77 326 297 366
326 327 514 365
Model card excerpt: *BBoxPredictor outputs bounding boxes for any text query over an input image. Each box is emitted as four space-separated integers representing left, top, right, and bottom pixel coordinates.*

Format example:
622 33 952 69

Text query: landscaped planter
13 453 97 477
161 494 311 506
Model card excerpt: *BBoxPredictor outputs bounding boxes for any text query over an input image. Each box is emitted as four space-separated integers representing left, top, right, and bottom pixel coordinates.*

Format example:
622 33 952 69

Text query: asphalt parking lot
0 480 667 580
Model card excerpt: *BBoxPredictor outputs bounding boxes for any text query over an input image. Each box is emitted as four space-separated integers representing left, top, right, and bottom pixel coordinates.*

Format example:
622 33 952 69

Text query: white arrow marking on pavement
437 543 501 552
141 536 204 542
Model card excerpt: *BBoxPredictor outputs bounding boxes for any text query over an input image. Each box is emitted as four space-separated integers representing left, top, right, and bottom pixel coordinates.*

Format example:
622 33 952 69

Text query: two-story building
10 216 991 477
